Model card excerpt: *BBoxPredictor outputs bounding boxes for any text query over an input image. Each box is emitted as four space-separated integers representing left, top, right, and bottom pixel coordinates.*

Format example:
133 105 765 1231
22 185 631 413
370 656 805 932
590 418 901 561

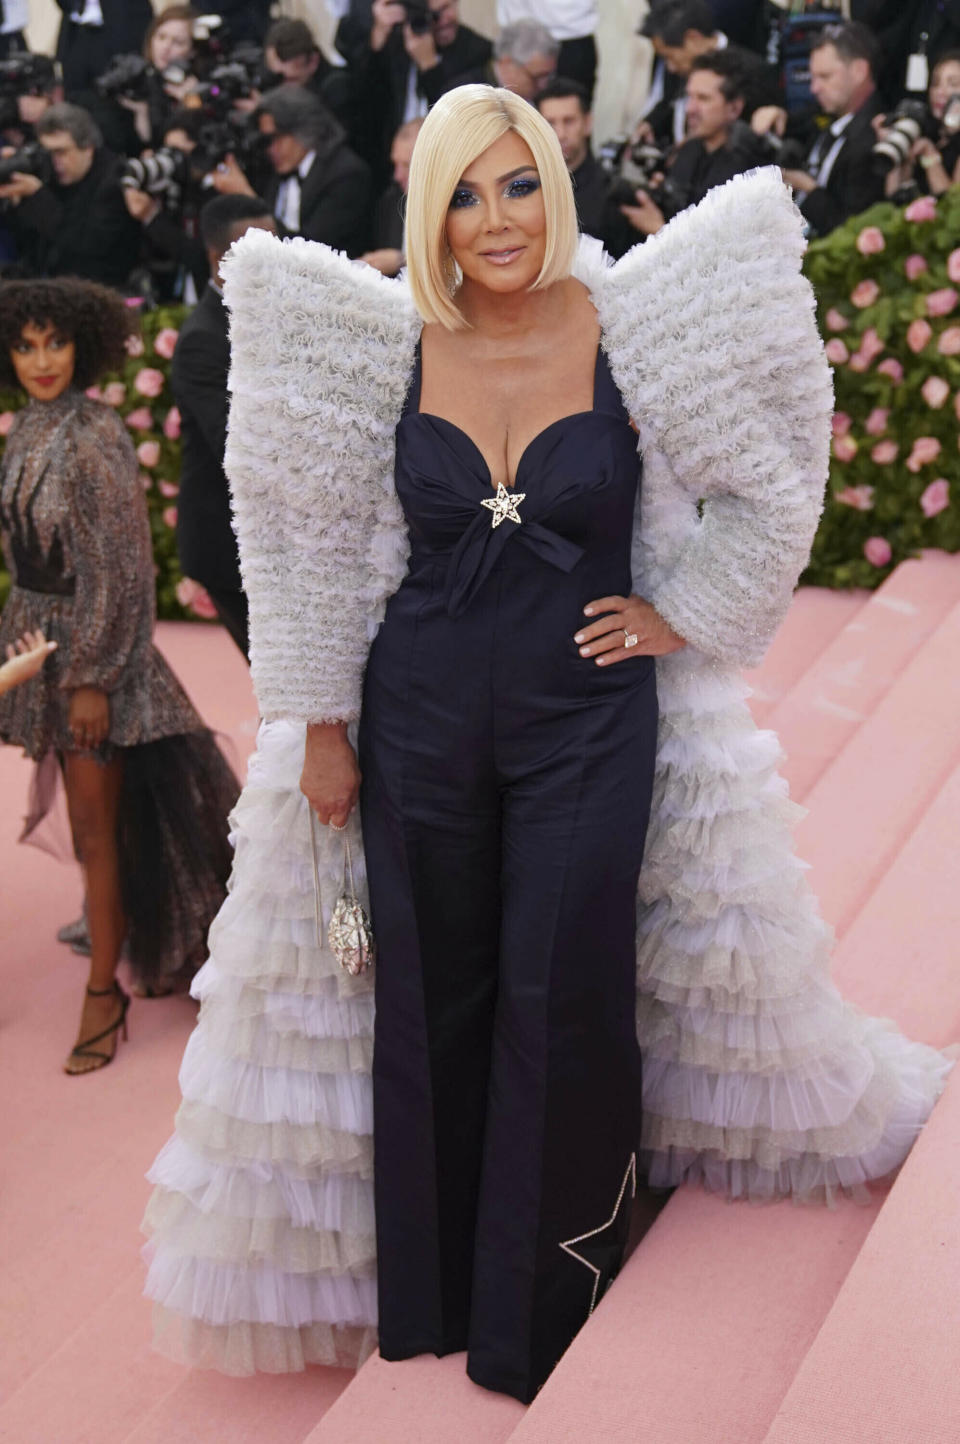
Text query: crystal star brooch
481 482 526 528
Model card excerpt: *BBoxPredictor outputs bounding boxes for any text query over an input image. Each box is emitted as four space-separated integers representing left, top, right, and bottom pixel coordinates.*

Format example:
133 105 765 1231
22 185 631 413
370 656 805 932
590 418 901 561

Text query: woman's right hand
301 722 361 829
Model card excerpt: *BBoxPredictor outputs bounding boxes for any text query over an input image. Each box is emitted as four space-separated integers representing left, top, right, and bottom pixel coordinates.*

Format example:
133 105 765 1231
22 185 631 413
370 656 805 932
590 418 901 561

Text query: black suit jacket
9 147 140 287
54 0 153 58
264 144 372 255
170 285 242 593
799 94 886 237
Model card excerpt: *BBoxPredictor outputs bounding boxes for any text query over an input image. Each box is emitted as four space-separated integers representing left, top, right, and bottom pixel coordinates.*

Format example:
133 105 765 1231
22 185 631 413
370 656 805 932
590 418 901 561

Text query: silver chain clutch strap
309 809 375 976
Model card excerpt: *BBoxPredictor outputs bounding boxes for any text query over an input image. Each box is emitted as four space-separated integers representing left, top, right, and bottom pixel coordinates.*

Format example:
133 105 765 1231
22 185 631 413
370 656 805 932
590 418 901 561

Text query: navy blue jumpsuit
358 344 658 1402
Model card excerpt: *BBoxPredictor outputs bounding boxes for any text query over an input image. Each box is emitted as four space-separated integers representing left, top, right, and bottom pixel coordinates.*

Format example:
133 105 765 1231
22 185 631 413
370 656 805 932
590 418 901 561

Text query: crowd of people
0 3 956 302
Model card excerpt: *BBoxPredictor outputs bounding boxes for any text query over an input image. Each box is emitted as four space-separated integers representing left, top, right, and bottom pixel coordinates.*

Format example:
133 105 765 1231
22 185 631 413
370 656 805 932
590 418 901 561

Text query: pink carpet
2 558 959 1444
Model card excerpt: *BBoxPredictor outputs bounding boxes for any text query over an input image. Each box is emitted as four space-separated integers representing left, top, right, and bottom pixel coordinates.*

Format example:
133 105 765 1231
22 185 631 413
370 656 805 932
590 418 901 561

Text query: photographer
212 85 372 255
335 0 491 182
115 5 200 153
874 52 960 200
263 18 366 145
122 109 211 302
172 194 277 660
55 0 153 97
361 116 422 277
618 51 766 241
491 21 559 101
0 55 63 149
769 22 885 238
535 78 610 242
0 102 139 288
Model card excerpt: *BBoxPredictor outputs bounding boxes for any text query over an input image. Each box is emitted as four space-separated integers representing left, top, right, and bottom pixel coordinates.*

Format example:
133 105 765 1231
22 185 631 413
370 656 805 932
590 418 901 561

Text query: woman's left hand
574 594 685 665
68 686 110 750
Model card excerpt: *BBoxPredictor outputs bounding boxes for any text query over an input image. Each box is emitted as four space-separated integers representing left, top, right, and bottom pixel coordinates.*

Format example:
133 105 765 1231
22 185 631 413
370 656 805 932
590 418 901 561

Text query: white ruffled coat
143 170 951 1374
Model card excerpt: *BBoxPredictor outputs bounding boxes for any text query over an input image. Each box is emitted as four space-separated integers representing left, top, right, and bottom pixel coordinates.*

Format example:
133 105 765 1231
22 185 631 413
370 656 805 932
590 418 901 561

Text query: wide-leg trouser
360 631 657 1402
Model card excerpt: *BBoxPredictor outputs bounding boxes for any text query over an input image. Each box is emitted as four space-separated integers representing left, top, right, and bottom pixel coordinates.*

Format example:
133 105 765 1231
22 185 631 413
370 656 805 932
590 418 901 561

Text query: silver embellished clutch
309 810 375 976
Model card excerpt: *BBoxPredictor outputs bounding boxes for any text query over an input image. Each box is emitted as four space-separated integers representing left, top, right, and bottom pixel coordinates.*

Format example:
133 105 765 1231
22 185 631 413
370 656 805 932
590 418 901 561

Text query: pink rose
859 327 884 363
921 375 951 408
85 385 102 401
905 253 929 281
125 334 145 358
825 338 849 366
162 505 178 528
832 412 852 436
906 436 942 472
939 326 960 355
134 366 165 399
137 439 160 468
825 307 850 332
871 440 899 464
927 288 959 317
948 249 960 284
158 479 179 498
920 478 950 517
905 195 938 222
865 408 889 435
0 411 15 435
153 327 180 360
176 577 219 620
851 279 880 308
835 484 875 510
856 226 885 256
832 434 858 462
848 350 871 372
125 406 154 430
907 319 933 353
140 472 152 491
878 357 904 383
864 536 893 567
162 405 181 440
102 381 126 407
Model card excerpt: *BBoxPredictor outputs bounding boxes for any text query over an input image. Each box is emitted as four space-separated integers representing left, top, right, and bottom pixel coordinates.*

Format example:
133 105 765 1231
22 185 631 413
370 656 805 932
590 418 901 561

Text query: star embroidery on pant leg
559 1152 637 1315
480 482 525 528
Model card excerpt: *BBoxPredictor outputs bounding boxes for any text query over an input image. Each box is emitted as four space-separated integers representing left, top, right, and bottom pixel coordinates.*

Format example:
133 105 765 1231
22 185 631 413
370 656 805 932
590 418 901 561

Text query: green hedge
3 198 960 616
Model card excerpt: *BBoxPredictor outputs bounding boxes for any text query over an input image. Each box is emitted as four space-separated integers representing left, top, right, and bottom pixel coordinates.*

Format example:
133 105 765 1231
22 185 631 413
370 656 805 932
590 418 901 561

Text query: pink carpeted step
123 1364 353 1444
761 1067 960 1444
306 1352 525 1444
795 593 960 936
512 748 960 1444
764 552 960 802
744 586 865 726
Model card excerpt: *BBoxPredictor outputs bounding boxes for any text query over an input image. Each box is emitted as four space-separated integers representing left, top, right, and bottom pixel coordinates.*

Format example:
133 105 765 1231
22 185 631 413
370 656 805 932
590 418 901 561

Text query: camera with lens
0 53 57 101
872 99 934 175
402 0 434 35
751 128 808 171
96 53 190 104
599 134 687 218
0 138 54 189
119 146 189 209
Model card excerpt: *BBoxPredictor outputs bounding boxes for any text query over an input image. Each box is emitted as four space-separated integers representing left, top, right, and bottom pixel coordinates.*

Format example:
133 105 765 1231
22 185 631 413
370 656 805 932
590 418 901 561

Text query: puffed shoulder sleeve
222 230 420 723
595 168 834 667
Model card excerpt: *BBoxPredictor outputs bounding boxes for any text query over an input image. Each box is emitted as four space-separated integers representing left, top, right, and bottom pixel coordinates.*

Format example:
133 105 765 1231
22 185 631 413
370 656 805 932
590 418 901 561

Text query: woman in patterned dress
0 277 239 1073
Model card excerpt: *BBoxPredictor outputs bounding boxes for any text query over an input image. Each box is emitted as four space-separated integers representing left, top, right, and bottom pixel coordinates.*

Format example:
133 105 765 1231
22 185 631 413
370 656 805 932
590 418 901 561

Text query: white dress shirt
495 0 597 42
2 1 28 33
274 150 317 234
69 1 104 23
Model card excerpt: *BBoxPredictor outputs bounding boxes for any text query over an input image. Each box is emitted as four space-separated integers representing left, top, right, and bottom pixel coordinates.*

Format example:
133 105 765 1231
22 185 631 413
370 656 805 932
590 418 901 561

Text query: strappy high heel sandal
64 982 130 1075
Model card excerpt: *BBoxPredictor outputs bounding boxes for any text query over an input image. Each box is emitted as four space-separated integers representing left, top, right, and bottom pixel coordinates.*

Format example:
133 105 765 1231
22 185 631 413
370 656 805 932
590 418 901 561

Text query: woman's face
11 320 76 401
151 19 193 71
445 131 547 297
930 59 960 119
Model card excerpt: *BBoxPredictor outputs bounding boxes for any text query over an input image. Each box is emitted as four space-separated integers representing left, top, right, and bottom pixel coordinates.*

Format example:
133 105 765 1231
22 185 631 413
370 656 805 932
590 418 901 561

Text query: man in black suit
55 0 153 96
0 102 139 287
171 194 278 660
779 22 885 237
211 85 372 255
535 80 612 245
335 0 491 185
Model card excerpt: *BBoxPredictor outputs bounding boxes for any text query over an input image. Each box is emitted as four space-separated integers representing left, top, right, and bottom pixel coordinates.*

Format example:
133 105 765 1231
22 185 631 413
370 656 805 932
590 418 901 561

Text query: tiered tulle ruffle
637 650 952 1202
142 720 378 1375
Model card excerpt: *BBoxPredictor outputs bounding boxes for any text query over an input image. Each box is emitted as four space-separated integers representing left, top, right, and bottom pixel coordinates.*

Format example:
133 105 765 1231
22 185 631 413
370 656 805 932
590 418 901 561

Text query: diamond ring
329 819 348 832
623 629 639 649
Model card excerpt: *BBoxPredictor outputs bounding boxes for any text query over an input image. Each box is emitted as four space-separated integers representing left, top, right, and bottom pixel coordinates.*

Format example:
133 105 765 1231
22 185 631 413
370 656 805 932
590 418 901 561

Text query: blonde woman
145 87 952 1401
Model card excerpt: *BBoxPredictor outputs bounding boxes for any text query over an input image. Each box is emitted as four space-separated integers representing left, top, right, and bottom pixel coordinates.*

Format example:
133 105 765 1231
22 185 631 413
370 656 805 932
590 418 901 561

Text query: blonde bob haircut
405 85 579 330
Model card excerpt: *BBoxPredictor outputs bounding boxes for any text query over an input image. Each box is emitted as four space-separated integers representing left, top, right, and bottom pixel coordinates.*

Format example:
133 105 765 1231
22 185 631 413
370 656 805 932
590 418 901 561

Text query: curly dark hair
0 277 137 391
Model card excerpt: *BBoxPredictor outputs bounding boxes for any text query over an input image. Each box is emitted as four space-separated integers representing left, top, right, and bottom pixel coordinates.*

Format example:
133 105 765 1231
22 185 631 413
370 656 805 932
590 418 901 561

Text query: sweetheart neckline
400 407 635 493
